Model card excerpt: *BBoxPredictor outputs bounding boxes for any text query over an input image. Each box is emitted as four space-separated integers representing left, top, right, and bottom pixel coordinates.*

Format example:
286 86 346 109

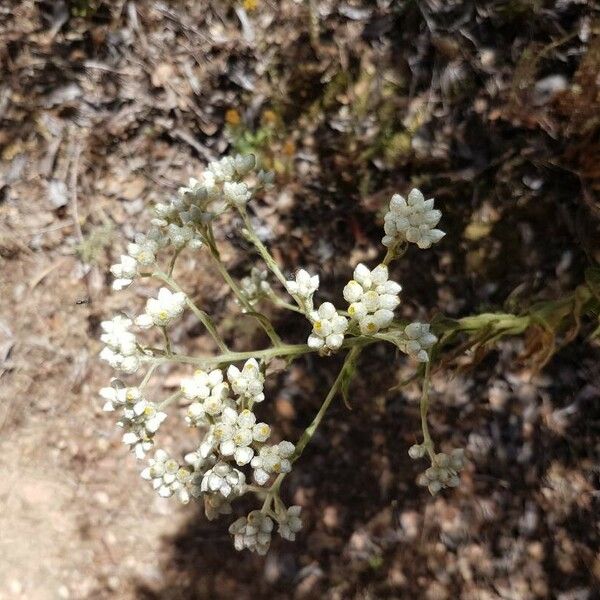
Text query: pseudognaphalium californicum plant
99 152 458 554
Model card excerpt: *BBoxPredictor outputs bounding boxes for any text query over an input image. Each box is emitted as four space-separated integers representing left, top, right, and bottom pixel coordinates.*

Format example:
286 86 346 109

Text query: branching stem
153 269 229 353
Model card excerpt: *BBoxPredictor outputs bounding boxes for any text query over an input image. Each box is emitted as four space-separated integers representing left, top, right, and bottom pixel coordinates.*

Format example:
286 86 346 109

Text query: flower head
343 264 401 335
307 302 348 353
110 255 138 290
213 407 271 466
251 441 295 485
141 449 192 503
227 359 265 404
402 322 437 362
277 505 303 541
135 287 186 329
383 189 445 249
229 510 273 555
223 181 252 206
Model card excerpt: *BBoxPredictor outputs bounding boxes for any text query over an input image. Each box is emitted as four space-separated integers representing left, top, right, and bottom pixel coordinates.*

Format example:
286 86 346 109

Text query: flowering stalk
99 152 454 553
153 269 229 353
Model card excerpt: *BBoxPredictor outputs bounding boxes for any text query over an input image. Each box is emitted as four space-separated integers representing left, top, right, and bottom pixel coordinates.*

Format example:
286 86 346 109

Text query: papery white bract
229 510 273 555
227 358 265 404
307 302 348 353
383 188 445 249
286 269 319 304
402 322 438 362
343 264 401 335
135 287 186 329
141 449 192 504
277 505 303 541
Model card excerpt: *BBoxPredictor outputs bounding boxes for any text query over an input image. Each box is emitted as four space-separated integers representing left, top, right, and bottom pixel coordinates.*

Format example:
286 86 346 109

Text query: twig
70 141 84 244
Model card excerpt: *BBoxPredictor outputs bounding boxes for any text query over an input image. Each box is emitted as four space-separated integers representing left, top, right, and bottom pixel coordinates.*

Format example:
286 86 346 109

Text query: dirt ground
1 1 599 599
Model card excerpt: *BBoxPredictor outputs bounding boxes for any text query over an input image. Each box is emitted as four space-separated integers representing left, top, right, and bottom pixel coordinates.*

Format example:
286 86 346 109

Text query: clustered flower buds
401 322 438 362
100 151 448 554
410 446 466 495
308 302 348 353
141 449 192 503
343 264 401 335
99 316 144 374
135 287 186 329
240 267 271 305
286 268 319 310
382 188 445 249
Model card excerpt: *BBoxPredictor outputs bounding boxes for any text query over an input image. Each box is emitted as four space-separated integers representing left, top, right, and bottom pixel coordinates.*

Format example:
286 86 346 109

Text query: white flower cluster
410 446 466 494
343 264 401 335
108 153 263 292
251 441 295 485
401 322 438 362
286 269 319 310
109 232 166 291
130 361 295 521
308 302 348 353
240 267 271 305
227 358 265 405
100 157 451 555
382 188 445 249
141 449 192 503
99 316 144 374
229 505 303 555
100 383 166 458
135 287 186 329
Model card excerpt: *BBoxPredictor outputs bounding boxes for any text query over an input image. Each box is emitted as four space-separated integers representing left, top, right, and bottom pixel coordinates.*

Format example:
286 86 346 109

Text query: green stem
204 229 282 346
168 247 183 277
161 326 172 355
293 345 361 458
237 208 307 312
153 270 229 353
382 240 408 266
154 335 369 368
260 345 363 513
419 358 435 460
159 390 182 411
139 362 158 389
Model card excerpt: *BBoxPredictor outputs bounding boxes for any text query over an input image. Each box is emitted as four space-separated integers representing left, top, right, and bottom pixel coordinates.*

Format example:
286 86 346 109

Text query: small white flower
141 449 192 504
208 156 236 183
277 505 303 541
99 316 143 373
110 255 137 290
251 441 295 485
153 202 176 221
135 287 186 328
118 398 167 459
417 449 465 495
307 302 348 353
200 461 246 498
167 224 194 248
343 264 401 335
127 239 158 266
99 385 141 411
229 510 273 555
233 154 256 176
227 359 265 404
286 269 319 307
213 407 271 466
240 268 271 305
402 322 437 362
223 181 252 206
100 316 135 353
181 369 227 401
382 188 445 249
